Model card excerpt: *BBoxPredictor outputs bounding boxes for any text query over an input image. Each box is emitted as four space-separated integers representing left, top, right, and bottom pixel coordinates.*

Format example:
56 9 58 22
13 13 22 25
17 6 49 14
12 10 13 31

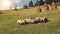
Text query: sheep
25 17 35 24
34 17 40 23
25 18 31 24
17 19 26 25
17 17 48 25
43 17 48 22
17 20 21 24
40 17 48 22
40 18 44 22
30 19 35 24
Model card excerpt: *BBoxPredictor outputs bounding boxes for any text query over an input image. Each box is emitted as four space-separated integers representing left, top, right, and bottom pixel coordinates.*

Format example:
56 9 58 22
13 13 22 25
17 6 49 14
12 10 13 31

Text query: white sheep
25 18 31 24
40 18 44 22
25 17 35 24
17 19 26 25
30 19 35 24
17 20 21 23
17 17 48 25
34 17 40 23
40 17 48 22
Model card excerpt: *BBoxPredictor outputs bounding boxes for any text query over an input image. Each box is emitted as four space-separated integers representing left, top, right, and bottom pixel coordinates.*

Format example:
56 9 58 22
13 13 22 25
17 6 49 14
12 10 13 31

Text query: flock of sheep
17 17 48 25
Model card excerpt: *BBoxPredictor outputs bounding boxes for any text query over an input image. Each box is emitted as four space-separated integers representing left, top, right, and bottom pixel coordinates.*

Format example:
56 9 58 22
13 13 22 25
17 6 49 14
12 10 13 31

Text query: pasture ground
0 7 60 34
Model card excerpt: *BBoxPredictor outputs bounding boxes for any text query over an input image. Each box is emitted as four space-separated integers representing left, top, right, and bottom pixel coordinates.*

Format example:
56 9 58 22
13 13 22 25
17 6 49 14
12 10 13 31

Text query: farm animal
17 19 26 25
25 17 35 24
30 18 35 24
34 17 40 23
17 17 48 25
40 17 48 22
25 18 31 24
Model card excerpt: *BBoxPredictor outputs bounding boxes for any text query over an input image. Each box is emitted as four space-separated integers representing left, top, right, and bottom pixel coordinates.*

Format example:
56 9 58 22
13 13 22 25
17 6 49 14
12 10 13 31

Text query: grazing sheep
39 18 43 22
17 20 21 24
17 19 26 25
25 18 31 24
17 17 48 25
43 17 48 22
30 19 35 24
34 17 40 23
40 17 48 22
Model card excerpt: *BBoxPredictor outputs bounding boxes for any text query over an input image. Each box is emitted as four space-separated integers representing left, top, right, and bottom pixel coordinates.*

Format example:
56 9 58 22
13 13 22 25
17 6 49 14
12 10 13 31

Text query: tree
14 3 17 11
39 0 44 5
10 6 12 10
23 4 28 9
42 0 60 5
35 0 44 6
13 1 18 11
29 0 34 7
45 0 52 4
35 0 39 6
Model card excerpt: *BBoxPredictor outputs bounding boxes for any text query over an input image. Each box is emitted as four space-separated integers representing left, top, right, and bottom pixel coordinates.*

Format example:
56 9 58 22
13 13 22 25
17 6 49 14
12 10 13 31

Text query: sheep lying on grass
25 18 31 24
17 19 26 25
17 17 48 25
25 18 35 24
34 17 40 23
30 19 35 24
40 17 48 22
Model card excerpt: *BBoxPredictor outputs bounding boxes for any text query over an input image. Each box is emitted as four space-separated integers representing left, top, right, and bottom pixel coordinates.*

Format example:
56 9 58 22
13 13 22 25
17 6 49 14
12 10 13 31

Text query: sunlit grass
0 7 60 34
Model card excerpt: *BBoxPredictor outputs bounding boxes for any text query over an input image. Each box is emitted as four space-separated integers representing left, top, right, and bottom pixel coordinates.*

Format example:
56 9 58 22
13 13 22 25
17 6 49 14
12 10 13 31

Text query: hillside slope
0 7 60 34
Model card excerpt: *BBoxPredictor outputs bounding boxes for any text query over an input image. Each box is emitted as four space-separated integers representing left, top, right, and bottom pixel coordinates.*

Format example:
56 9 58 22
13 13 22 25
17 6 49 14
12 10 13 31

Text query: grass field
0 7 60 34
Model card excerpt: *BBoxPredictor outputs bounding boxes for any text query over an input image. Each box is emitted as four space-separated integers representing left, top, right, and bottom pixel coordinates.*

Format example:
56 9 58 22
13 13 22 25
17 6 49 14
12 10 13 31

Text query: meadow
0 7 60 34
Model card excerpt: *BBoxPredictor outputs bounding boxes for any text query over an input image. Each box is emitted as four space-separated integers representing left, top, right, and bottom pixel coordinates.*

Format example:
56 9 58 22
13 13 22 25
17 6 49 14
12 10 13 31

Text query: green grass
0 7 60 34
